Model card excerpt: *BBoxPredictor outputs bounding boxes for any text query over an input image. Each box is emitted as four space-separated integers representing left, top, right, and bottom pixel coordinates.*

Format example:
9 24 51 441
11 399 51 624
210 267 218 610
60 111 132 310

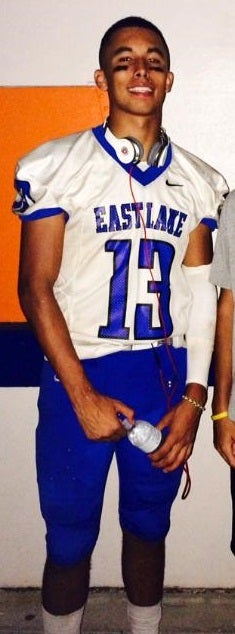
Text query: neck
107 113 162 160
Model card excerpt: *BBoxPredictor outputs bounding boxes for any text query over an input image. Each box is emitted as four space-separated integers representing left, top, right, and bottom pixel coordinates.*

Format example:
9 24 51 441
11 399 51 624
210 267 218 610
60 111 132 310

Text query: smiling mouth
128 86 153 94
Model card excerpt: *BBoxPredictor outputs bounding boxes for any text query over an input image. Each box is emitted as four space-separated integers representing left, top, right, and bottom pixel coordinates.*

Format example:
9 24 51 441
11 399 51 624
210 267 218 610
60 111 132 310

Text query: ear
94 69 108 91
165 71 174 93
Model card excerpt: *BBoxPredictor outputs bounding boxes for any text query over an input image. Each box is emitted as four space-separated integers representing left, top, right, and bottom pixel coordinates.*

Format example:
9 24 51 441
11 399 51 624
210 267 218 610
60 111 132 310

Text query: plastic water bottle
121 418 162 453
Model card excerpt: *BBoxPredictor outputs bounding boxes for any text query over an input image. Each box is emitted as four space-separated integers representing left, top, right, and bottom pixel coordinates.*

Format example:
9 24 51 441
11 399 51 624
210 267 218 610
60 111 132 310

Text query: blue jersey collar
92 124 172 186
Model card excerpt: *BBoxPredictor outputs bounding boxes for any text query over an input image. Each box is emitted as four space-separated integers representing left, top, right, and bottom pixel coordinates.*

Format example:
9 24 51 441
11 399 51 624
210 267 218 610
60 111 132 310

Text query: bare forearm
212 290 233 413
184 382 207 406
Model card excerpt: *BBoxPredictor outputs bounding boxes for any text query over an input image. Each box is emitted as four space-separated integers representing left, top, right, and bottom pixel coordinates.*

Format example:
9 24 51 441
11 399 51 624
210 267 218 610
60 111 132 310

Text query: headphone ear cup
114 138 136 164
125 137 144 164
113 136 144 164
147 141 162 166
147 130 170 167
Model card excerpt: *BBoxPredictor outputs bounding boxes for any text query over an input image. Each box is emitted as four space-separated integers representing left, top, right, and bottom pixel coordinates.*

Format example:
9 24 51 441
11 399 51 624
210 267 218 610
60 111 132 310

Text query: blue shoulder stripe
200 218 217 231
19 207 68 221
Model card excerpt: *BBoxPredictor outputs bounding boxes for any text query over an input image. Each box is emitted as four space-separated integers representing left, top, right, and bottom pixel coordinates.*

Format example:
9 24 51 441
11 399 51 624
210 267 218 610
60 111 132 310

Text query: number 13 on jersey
98 238 175 341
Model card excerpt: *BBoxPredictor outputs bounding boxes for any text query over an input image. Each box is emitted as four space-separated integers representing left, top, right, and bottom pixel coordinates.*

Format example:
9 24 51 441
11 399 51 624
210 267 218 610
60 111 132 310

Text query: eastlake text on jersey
94 202 187 237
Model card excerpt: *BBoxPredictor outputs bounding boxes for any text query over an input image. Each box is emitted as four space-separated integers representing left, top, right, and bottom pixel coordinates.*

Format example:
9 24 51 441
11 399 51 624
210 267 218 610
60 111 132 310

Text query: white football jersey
13 124 228 359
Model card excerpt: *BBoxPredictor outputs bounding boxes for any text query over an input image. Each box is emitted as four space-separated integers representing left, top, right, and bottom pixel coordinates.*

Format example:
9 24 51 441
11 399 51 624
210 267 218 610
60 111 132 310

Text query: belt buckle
155 337 172 347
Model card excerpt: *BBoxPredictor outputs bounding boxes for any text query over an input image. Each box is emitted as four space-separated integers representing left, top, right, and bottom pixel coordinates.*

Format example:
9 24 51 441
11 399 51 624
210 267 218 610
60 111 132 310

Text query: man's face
95 27 174 118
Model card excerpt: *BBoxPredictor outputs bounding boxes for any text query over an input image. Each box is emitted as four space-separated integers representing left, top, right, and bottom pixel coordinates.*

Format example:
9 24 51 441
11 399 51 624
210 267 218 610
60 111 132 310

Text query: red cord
129 167 191 499
128 167 178 394
181 462 191 499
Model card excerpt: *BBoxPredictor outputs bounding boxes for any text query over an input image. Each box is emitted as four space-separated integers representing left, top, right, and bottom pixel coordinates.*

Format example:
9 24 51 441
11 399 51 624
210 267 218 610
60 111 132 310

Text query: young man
13 15 228 634
210 191 235 556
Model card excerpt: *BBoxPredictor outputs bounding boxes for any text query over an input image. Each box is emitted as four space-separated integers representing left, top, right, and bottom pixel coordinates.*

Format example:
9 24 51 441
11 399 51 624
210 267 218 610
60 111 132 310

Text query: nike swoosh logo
166 179 183 187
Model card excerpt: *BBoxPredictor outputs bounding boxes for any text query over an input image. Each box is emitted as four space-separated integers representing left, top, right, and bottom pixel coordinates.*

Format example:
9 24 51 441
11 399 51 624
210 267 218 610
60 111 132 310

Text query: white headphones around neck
105 125 170 167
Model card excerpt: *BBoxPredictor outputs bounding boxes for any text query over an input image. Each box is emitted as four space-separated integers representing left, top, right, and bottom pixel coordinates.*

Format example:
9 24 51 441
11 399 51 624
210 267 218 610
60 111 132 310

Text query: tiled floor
0 587 235 633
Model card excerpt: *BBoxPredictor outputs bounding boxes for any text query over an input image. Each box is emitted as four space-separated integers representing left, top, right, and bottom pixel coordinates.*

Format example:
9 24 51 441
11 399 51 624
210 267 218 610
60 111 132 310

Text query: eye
148 57 157 62
112 56 134 71
148 58 165 70
119 56 133 63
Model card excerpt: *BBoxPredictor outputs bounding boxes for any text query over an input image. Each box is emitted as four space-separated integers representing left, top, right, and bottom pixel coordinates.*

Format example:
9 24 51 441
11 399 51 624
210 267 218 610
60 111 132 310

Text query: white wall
1 0 235 588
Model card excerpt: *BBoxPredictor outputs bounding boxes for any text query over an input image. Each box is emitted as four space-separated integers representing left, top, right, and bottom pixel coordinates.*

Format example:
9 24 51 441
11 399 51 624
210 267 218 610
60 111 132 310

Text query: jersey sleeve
12 134 78 221
186 148 229 230
171 144 229 231
199 169 229 231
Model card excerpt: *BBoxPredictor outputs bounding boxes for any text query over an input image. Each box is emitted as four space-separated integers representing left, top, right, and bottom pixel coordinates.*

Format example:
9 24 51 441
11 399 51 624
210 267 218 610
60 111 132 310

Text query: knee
46 526 98 567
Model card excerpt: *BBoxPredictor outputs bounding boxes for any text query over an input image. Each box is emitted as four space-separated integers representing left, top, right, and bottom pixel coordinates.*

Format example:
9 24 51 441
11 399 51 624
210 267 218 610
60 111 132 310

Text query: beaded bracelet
182 394 206 412
211 411 228 421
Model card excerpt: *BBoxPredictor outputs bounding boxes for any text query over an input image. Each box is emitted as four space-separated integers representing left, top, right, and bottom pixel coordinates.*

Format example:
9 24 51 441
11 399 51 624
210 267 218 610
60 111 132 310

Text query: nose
133 58 149 78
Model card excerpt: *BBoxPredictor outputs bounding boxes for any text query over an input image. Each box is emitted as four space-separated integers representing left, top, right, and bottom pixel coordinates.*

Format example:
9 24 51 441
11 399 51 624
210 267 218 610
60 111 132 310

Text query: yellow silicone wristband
211 411 228 421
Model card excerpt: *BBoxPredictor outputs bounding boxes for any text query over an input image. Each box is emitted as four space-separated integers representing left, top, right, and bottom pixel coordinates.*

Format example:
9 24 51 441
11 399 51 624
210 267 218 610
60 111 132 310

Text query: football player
13 15 228 634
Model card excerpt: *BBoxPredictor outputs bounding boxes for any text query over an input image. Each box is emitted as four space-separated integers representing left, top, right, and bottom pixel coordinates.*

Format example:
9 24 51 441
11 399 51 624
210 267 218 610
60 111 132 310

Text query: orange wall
1 86 109 321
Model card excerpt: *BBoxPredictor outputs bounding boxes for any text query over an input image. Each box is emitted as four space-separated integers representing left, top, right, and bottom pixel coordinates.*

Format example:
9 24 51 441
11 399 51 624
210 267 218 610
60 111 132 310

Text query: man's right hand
73 382 134 441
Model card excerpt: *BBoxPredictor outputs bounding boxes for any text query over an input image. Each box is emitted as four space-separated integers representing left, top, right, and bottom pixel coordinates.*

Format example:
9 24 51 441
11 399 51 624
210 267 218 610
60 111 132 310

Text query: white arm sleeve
182 263 217 387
